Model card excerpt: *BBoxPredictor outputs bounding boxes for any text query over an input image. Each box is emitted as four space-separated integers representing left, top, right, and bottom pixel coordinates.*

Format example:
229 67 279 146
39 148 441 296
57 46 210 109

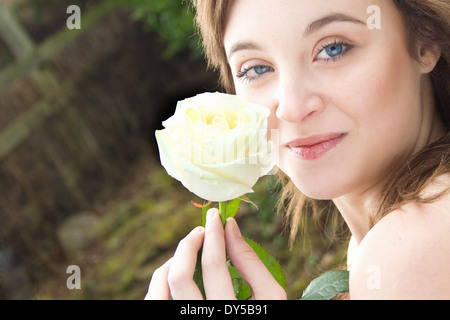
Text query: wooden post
0 0 118 93
0 1 119 202
0 0 119 158
0 3 34 59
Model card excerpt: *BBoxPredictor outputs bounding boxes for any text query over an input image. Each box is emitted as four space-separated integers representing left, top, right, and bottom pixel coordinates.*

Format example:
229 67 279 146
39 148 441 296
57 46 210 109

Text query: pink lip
287 133 347 160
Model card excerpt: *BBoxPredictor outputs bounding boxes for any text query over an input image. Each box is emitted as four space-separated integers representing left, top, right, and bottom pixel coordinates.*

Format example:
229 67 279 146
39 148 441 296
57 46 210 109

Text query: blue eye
237 65 273 81
317 41 351 62
252 65 271 75
325 44 343 57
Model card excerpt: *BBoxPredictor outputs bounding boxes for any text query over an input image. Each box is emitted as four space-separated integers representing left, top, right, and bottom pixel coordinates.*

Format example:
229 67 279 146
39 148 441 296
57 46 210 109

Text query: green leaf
193 248 206 299
238 195 258 209
228 237 286 300
226 198 242 219
246 238 286 290
300 270 349 300
228 261 251 300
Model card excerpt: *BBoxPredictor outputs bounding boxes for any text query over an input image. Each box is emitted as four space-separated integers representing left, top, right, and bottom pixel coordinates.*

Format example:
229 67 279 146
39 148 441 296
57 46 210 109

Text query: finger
225 218 286 300
202 209 236 300
168 226 205 300
145 258 172 300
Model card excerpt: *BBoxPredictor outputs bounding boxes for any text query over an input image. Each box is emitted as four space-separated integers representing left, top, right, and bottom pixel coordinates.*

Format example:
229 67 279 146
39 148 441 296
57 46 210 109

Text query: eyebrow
303 13 366 37
227 13 366 58
227 42 262 59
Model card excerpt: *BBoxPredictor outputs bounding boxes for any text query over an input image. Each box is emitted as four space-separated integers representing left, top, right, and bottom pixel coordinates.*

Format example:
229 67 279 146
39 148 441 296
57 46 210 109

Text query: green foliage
19 0 200 60
201 203 210 228
194 248 206 299
120 0 201 60
300 270 349 300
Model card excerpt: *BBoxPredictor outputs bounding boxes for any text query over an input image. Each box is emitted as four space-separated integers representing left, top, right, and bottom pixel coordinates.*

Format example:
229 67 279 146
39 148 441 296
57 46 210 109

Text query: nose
275 74 325 123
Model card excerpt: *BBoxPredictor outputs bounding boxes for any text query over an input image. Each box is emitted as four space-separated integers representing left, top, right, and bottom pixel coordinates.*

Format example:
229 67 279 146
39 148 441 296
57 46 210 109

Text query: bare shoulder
350 185 450 299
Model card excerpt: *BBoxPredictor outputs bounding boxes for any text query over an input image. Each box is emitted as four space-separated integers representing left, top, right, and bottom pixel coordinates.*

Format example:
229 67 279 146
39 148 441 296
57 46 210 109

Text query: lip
286 133 347 160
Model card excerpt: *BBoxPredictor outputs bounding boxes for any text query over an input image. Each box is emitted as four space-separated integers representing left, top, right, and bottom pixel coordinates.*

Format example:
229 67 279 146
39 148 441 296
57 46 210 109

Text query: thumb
224 218 286 300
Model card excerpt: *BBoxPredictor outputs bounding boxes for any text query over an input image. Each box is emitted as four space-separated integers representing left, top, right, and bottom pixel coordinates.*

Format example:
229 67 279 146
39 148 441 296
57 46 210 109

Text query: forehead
223 0 397 51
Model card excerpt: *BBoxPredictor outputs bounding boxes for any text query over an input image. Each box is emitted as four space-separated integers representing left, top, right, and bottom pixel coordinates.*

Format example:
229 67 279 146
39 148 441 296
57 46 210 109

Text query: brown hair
191 0 450 244
191 0 235 93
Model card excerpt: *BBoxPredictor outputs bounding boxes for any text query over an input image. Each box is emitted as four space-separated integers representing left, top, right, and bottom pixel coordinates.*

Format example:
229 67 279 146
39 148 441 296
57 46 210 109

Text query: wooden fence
0 1 117 160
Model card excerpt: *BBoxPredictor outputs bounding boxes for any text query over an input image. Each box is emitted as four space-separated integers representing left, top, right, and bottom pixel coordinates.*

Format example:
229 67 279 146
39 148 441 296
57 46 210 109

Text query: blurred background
0 0 348 299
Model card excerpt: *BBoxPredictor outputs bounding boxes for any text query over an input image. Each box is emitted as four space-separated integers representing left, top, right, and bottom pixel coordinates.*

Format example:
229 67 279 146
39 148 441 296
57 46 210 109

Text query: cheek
338 49 420 137
236 85 279 129
335 50 423 189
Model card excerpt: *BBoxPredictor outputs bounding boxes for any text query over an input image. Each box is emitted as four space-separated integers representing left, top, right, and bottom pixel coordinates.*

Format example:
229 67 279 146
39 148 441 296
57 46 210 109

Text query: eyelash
235 39 353 82
236 68 252 79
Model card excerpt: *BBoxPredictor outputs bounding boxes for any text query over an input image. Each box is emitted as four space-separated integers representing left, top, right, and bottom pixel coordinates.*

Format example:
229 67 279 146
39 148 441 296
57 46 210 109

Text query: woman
146 0 450 299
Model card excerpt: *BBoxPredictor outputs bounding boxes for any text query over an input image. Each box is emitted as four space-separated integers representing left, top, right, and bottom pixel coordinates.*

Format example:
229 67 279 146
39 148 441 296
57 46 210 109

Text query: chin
297 188 338 201
280 152 355 200
289 175 350 200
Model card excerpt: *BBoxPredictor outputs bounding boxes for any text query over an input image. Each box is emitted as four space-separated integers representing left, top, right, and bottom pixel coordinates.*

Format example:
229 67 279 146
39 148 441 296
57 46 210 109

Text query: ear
418 44 442 74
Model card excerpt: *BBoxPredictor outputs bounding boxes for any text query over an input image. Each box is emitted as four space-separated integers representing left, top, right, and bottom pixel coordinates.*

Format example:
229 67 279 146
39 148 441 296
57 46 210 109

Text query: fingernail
190 226 204 234
227 218 241 237
206 208 218 225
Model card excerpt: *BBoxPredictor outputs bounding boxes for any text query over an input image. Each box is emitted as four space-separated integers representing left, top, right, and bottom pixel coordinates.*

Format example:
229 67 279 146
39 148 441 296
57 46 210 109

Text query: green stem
219 201 227 227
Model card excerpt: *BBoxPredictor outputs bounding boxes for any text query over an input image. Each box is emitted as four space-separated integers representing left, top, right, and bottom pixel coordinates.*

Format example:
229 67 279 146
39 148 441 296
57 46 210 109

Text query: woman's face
224 0 440 200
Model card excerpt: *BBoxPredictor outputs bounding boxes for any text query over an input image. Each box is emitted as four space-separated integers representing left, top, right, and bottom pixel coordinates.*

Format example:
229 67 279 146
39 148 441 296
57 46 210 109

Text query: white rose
155 92 275 202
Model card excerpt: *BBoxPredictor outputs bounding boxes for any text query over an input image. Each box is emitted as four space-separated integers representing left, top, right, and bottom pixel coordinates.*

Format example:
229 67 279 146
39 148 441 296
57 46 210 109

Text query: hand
145 208 287 300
